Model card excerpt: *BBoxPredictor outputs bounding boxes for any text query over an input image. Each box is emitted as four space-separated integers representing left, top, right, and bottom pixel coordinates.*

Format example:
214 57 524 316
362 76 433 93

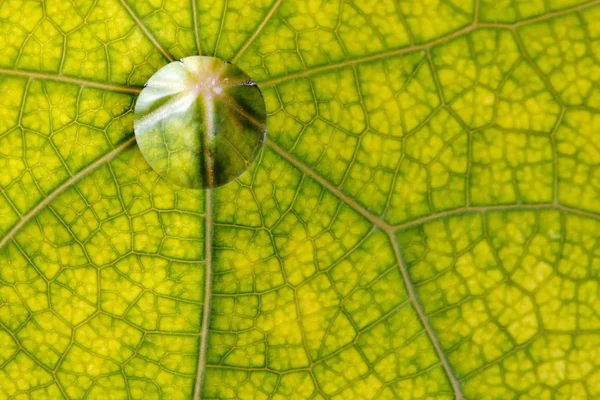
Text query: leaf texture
0 0 599 399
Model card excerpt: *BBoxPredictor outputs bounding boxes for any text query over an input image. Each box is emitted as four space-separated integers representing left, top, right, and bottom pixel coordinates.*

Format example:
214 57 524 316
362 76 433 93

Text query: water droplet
134 56 267 190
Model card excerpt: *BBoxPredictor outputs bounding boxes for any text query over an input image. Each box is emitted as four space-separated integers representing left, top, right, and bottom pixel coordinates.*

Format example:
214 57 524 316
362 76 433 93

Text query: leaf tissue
0 0 599 399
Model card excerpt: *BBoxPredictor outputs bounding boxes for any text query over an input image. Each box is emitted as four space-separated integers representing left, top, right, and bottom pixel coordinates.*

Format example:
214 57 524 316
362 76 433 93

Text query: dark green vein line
194 191 214 400
393 203 600 231
258 0 600 88
258 25 480 88
0 68 142 94
390 236 465 399
116 0 175 62
0 136 137 250
213 0 229 57
265 139 392 231
192 0 202 55
230 0 284 63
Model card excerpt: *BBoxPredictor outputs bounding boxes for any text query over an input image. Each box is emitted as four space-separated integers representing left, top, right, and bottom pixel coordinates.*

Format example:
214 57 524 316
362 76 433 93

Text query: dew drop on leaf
134 56 267 189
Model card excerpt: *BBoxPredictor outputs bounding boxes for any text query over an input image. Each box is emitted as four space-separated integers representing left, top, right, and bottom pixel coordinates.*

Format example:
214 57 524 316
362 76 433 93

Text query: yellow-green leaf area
0 0 600 399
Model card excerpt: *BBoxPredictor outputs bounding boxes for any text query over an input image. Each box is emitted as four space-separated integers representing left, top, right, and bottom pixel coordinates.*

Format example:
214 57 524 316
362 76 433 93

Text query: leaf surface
0 0 599 399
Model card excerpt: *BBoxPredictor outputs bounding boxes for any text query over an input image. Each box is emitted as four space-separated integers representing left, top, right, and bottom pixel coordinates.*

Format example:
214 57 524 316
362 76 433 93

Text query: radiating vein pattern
204 149 453 398
397 210 600 399
0 75 136 237
0 0 600 399
0 0 169 85
0 146 206 399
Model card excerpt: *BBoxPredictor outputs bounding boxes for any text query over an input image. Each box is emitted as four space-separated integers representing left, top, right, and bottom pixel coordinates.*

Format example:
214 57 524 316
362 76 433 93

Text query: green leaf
0 0 599 399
